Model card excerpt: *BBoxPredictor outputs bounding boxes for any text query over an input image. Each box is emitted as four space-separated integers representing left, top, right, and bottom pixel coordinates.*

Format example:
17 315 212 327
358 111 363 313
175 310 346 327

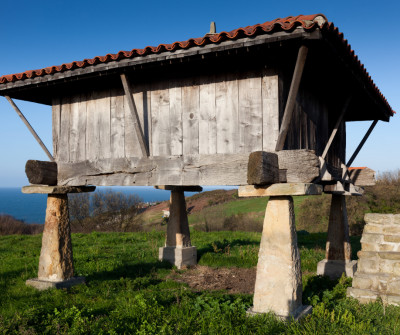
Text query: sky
0 0 399 187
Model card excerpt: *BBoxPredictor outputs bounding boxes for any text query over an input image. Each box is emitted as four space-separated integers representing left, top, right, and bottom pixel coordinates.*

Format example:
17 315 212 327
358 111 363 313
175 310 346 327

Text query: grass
1 230 400 334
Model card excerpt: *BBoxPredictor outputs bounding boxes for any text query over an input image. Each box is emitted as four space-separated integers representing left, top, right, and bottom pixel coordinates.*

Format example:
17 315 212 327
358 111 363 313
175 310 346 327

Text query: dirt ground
168 265 256 294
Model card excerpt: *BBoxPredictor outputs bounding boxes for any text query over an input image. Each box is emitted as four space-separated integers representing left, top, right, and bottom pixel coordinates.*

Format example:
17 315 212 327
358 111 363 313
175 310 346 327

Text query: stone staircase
347 213 400 305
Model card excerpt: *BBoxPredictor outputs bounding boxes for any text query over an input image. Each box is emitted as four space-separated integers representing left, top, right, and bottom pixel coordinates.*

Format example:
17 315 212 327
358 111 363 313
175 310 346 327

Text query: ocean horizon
0 186 236 224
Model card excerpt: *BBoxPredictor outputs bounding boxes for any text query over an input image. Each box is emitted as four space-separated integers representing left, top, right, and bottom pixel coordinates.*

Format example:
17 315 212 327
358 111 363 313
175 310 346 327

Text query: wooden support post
248 196 311 319
120 73 149 157
5 96 54 161
158 189 197 268
346 120 378 167
275 45 308 151
317 195 357 279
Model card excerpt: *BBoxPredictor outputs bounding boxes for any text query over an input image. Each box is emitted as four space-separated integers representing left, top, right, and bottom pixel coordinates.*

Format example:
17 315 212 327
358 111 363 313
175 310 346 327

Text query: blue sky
0 0 399 186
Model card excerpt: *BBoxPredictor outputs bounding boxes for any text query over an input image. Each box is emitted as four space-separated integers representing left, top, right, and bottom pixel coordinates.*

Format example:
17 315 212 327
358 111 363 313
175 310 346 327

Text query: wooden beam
321 96 351 160
5 96 54 161
57 151 320 187
120 73 149 157
346 120 378 167
238 183 322 197
348 167 376 186
25 160 57 186
247 151 279 185
275 45 308 151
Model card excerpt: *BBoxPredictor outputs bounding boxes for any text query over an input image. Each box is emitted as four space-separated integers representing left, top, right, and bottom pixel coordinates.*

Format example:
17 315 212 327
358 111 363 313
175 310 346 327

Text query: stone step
357 254 400 275
352 271 400 295
347 287 400 305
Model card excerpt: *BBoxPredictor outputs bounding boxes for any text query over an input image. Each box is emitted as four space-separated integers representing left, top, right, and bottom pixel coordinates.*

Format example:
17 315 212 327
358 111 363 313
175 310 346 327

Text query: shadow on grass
85 260 173 283
197 238 258 259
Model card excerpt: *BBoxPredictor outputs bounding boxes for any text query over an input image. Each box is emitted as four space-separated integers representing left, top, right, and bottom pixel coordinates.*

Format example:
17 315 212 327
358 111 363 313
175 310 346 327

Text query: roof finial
209 21 216 34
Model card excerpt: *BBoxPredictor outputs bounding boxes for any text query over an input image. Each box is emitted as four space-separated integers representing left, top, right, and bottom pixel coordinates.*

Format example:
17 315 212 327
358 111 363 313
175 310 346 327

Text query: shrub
297 169 400 235
0 214 43 235
68 189 143 233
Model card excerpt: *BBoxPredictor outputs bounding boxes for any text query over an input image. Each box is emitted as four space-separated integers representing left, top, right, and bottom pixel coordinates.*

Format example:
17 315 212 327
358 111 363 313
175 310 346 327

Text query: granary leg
23 185 95 290
159 188 197 268
317 194 357 279
249 196 311 319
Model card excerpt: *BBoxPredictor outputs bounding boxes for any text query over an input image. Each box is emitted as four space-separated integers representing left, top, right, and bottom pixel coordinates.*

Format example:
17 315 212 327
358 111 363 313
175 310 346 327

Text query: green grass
188 195 310 228
1 231 400 334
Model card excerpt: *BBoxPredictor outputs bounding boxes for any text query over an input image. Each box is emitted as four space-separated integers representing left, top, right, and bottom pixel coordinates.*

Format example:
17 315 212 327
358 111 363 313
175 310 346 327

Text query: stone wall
348 213 400 305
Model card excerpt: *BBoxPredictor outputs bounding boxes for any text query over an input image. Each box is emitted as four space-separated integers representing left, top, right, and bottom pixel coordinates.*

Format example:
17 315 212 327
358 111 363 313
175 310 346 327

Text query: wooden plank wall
53 70 280 165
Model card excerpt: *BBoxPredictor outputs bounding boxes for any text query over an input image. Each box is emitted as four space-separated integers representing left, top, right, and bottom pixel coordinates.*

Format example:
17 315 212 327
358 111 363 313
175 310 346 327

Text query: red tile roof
0 14 394 115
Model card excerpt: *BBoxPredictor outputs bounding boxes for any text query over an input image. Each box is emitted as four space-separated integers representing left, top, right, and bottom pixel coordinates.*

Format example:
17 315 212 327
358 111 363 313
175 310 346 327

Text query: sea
0 186 236 224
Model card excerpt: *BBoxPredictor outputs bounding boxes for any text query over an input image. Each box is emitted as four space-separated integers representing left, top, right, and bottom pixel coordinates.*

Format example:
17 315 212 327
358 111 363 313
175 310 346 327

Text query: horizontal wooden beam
57 151 320 187
22 185 96 194
239 183 322 197
247 151 279 185
25 160 57 186
323 182 364 196
348 167 376 186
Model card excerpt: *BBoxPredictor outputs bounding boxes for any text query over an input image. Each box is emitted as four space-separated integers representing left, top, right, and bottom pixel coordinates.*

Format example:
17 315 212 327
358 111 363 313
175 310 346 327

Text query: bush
0 214 43 235
297 169 400 235
69 189 143 233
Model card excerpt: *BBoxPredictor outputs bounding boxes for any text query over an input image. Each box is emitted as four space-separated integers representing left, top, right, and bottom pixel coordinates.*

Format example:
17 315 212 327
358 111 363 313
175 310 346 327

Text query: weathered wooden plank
275 45 308 151
199 75 217 154
238 183 322 197
98 89 111 159
151 81 171 156
59 96 70 162
247 151 279 185
120 74 149 156
69 94 86 162
169 80 183 155
262 74 279 151
25 160 57 185
110 88 125 158
52 97 61 161
58 150 320 186
277 149 320 183
86 91 99 161
182 78 199 155
216 72 238 154
348 167 376 186
238 73 262 153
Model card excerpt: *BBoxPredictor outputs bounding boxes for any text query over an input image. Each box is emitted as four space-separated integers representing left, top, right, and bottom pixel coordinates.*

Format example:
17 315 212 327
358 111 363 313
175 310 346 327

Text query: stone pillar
348 214 400 305
23 185 95 290
317 194 357 279
249 196 311 319
159 189 197 268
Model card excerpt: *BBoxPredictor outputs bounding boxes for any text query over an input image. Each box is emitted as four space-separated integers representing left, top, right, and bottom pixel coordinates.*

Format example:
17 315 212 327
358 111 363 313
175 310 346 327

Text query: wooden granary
0 14 394 318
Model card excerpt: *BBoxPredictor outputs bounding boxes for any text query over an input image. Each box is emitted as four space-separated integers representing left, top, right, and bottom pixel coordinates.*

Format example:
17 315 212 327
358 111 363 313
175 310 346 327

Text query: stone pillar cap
22 185 96 194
